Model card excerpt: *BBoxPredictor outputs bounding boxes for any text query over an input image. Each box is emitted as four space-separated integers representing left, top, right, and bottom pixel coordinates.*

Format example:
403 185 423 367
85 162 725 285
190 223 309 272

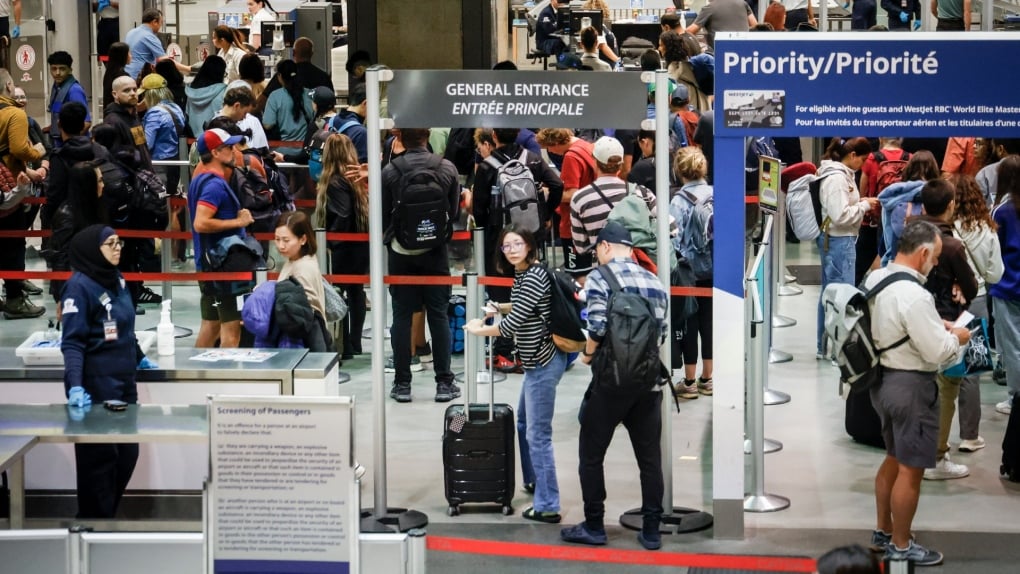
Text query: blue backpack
883 191 924 263
307 118 360 182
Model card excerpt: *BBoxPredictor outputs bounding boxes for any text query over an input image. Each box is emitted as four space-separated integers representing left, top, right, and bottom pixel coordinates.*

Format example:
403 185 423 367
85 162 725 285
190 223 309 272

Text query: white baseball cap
592 136 624 164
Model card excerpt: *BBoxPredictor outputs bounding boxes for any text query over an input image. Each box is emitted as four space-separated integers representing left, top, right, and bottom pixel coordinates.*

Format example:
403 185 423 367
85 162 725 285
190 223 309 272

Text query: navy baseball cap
596 221 634 247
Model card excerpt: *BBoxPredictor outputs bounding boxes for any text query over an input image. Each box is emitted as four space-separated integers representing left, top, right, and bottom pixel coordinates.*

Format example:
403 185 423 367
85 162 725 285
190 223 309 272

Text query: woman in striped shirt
465 224 569 524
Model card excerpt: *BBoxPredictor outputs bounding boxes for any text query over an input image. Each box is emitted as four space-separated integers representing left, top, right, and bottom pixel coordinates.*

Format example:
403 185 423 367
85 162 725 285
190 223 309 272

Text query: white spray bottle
157 300 175 356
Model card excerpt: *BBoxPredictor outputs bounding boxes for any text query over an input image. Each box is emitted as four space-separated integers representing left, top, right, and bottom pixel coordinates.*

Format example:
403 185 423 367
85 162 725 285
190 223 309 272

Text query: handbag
941 316 993 377
322 277 348 322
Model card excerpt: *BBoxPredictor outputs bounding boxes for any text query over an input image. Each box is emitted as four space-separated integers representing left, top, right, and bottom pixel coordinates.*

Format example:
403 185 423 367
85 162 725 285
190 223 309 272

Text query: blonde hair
582 0 610 21
673 146 708 182
314 133 367 233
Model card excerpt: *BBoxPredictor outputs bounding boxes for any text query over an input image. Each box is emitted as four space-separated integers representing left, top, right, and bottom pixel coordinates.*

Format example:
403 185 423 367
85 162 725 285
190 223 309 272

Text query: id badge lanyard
99 292 118 342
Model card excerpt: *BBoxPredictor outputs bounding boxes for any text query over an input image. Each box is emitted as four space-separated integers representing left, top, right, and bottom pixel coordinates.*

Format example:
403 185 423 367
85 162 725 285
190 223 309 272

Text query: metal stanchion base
778 284 803 296
338 371 351 384
619 507 713 534
769 349 793 364
772 314 797 328
144 325 193 338
764 389 791 405
744 437 783 454
743 493 790 513
362 327 390 340
784 272 796 283
454 370 507 384
359 508 429 533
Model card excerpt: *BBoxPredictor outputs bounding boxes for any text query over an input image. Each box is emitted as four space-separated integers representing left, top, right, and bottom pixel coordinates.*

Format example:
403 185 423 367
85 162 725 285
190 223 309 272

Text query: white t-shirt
247 8 276 49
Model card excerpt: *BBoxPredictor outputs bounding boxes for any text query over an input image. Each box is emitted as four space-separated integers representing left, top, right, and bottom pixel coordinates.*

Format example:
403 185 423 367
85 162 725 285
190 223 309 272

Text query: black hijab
69 225 121 292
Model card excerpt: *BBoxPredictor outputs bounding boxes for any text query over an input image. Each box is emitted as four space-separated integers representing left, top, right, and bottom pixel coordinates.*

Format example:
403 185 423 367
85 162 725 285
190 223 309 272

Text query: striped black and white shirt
569 176 657 253
498 264 556 369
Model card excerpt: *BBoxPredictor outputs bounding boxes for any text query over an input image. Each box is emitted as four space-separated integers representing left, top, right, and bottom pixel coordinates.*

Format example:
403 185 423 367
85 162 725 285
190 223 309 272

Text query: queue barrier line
425 536 816 572
0 270 255 282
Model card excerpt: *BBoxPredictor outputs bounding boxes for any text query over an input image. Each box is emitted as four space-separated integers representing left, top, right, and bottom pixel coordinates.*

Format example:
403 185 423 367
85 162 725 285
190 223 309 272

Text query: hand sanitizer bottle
157 300 175 356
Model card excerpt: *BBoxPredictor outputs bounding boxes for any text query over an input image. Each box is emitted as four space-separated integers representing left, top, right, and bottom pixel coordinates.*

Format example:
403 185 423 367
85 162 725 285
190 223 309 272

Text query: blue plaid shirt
583 258 669 343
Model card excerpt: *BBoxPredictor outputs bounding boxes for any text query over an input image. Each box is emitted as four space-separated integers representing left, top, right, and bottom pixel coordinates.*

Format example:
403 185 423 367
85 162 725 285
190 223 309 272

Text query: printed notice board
208 396 357 574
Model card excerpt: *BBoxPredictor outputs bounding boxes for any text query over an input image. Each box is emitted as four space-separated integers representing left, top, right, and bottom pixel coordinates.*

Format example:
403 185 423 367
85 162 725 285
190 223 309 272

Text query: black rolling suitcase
442 337 515 516
1001 394 1020 482
845 387 885 449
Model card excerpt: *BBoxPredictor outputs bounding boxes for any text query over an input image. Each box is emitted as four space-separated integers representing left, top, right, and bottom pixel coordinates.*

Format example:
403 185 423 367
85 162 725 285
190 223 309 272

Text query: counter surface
0 404 208 443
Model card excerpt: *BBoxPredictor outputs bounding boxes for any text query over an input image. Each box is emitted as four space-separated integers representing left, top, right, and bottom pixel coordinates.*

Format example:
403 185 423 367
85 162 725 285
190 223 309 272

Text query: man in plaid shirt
561 221 669 551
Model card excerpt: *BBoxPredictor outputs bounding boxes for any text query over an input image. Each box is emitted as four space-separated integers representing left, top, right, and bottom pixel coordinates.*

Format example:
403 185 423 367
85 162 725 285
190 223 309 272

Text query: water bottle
491 185 502 217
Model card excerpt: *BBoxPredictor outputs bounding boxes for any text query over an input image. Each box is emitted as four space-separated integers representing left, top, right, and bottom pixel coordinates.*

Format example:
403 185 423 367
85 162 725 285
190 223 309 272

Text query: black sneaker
435 382 461 403
390 383 411 403
994 361 1007 386
137 286 163 305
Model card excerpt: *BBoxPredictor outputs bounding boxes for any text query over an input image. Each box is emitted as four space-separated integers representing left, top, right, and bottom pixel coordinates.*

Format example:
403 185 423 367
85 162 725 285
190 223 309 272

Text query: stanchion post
744 237 789 513
316 228 328 274
775 190 803 298
619 68 713 536
161 197 173 308
360 66 427 533
762 216 792 398
463 272 478 404
255 266 269 285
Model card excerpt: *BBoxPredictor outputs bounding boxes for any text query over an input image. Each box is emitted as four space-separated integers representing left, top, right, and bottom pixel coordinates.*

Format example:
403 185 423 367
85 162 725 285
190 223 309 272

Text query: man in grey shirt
686 0 757 49
931 0 971 30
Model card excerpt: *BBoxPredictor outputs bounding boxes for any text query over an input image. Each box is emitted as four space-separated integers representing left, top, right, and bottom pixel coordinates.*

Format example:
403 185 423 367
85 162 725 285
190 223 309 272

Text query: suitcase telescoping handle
465 335 496 423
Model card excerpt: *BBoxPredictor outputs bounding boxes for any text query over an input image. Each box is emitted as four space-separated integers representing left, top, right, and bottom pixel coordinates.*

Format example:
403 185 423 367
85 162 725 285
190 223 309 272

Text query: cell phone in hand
103 400 128 412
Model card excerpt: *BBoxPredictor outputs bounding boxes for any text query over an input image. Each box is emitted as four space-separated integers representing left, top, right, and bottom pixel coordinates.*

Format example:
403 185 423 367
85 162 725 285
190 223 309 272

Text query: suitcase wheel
501 505 514 516
447 505 460 517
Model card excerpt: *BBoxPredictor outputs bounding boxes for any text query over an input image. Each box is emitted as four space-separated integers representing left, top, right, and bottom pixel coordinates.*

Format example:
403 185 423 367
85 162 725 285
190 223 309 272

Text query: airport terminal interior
1 0 1020 573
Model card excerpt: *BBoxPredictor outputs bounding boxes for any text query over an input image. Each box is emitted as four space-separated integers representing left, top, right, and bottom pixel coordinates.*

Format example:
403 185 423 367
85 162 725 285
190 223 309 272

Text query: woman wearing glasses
61 224 147 518
464 224 569 524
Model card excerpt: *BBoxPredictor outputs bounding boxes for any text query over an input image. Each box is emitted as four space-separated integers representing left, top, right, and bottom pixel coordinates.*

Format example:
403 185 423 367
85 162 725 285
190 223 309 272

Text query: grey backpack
485 150 542 234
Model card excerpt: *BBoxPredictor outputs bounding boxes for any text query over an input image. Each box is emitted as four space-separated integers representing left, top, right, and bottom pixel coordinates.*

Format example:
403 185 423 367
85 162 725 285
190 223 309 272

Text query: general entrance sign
387 70 647 129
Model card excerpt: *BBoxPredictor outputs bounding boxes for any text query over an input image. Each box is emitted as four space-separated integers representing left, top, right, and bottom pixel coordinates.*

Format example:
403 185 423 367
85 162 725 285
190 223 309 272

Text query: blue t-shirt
188 172 245 271
125 25 165 79
264 89 314 145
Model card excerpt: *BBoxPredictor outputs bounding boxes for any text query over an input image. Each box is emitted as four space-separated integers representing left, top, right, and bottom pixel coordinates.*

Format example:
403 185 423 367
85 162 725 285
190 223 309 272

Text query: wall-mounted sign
388 70 648 129
716 32 1020 137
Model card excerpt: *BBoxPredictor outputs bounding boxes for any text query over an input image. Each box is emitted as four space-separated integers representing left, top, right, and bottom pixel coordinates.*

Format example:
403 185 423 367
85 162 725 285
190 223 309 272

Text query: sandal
522 507 562 524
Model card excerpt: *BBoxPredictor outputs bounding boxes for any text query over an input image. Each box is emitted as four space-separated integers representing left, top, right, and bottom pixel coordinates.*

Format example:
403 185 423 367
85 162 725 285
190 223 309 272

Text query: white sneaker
996 400 1012 415
958 437 986 452
923 455 970 480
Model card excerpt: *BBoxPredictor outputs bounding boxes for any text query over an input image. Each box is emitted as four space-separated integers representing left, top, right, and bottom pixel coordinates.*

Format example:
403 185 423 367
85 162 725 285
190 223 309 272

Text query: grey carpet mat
785 265 822 286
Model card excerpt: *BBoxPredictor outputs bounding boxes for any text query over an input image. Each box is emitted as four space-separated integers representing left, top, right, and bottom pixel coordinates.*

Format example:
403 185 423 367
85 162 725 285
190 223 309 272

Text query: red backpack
866 150 911 226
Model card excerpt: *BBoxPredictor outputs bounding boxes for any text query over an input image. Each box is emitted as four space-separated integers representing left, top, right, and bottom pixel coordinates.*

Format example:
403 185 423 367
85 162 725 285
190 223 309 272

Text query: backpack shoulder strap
589 181 613 209
599 263 623 295
872 150 886 164
333 119 359 135
863 271 918 300
483 150 507 171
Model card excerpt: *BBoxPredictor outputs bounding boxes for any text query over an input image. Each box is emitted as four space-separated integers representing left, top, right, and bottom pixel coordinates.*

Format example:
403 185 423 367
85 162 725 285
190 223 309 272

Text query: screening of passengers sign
386 70 647 129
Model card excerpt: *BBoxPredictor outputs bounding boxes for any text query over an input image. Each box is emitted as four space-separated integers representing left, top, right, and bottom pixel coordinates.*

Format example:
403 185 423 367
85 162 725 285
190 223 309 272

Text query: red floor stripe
426 536 817 572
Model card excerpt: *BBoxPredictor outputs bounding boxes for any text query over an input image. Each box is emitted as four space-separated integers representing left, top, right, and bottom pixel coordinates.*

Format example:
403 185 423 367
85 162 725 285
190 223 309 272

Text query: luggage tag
99 293 118 342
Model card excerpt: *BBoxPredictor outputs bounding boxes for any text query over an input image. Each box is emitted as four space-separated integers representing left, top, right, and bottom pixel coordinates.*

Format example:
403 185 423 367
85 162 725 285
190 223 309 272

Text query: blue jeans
817 234 857 355
517 349 567 513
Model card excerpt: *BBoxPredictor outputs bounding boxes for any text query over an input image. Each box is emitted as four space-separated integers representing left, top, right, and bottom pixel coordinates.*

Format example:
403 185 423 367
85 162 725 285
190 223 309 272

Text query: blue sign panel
715 32 1020 137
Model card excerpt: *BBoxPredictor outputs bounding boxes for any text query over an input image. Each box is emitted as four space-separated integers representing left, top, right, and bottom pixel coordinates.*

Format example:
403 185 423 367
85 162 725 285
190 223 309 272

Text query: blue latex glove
10 26 18 39
138 356 159 370
900 11 909 22
98 0 111 11
67 386 92 408
912 19 922 30
67 403 91 422
843 2 850 9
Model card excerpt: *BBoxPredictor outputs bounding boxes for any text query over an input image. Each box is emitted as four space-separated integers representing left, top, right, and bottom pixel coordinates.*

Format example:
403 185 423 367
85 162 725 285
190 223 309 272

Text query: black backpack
390 154 451 250
539 264 586 353
230 153 279 233
102 158 169 230
591 265 665 394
